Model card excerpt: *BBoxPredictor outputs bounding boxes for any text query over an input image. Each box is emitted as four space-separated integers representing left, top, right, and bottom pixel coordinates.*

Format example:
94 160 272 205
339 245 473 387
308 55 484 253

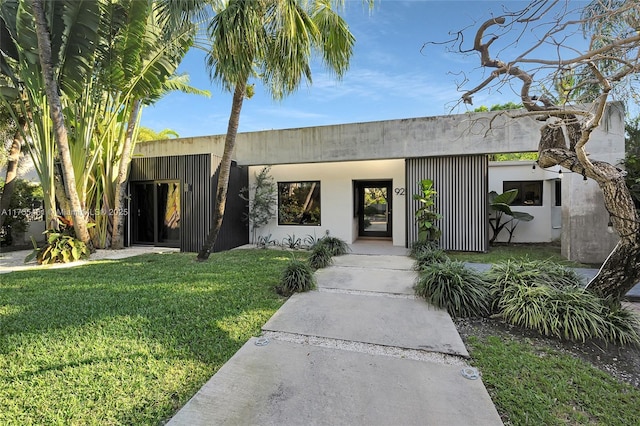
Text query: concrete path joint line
261 330 470 366
317 287 417 299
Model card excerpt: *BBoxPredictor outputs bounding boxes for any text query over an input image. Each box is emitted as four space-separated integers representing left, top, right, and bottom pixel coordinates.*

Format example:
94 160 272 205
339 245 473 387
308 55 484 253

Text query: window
555 180 562 206
278 181 321 225
503 181 543 206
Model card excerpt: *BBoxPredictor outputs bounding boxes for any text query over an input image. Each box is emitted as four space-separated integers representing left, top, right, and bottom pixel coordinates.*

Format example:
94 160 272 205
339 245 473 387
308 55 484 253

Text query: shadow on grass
0 250 295 424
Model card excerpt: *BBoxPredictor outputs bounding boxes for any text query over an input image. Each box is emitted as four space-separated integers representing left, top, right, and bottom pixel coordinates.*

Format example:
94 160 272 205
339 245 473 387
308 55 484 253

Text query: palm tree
137 127 180 142
2 0 206 250
197 0 360 260
29 0 95 249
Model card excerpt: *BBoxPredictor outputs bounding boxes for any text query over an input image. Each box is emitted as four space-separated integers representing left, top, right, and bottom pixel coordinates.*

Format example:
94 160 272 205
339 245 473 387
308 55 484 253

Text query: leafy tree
0 177 42 245
1 0 205 250
435 0 640 300
240 166 277 244
137 127 180 142
195 0 364 260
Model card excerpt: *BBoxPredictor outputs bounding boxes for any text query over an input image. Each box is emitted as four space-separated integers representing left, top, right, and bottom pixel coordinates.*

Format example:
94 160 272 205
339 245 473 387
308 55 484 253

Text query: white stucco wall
248 160 406 247
488 161 562 243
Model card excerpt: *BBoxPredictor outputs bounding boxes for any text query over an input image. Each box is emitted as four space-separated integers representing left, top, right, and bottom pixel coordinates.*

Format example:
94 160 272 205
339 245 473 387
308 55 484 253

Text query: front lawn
0 249 301 425
467 334 640 425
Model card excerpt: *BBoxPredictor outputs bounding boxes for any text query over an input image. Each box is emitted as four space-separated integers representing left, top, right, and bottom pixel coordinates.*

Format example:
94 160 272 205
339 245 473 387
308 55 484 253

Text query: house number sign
394 188 405 195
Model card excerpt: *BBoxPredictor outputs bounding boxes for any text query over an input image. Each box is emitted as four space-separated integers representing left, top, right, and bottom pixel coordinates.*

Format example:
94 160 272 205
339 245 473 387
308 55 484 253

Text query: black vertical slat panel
212 162 249 252
406 155 488 252
130 154 214 252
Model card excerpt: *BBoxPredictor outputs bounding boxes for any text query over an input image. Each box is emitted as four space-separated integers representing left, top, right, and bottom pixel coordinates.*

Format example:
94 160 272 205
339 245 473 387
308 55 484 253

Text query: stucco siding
247 160 406 247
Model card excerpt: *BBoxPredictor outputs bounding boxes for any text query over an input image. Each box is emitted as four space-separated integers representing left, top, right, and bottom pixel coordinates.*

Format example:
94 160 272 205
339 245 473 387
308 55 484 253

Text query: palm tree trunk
0 119 26 228
197 80 246 261
30 0 94 251
111 99 141 249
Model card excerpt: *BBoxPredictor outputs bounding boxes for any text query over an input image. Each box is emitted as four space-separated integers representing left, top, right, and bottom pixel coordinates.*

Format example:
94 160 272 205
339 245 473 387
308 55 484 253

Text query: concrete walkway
167 249 503 426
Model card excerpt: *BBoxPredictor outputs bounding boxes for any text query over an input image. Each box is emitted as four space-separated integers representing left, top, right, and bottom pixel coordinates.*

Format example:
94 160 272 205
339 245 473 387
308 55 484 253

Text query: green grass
447 243 593 268
468 335 640 425
0 250 305 425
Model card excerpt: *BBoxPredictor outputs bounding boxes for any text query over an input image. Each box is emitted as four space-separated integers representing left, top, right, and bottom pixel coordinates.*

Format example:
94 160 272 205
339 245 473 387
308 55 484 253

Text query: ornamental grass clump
485 259 583 295
413 247 449 271
487 259 640 344
409 240 439 258
317 235 349 256
278 259 316 296
308 244 333 270
414 261 491 318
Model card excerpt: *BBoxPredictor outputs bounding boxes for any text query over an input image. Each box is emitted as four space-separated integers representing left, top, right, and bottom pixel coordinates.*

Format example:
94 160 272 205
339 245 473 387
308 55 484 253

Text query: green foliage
489 152 538 161
0 250 293 424
0 0 203 248
316 234 349 256
26 224 90 265
136 127 180 142
278 258 316 296
308 243 333 270
303 233 320 248
447 243 589 268
411 243 450 271
240 167 277 243
473 102 523 112
409 239 439 258
485 259 583 294
624 115 640 209
256 233 277 249
413 179 442 243
282 234 302 249
486 260 640 344
414 261 491 318
0 178 43 239
468 335 640 425
488 190 534 244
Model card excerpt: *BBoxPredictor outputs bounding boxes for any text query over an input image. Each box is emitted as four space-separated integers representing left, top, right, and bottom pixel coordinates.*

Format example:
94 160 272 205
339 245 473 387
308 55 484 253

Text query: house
133 104 625 264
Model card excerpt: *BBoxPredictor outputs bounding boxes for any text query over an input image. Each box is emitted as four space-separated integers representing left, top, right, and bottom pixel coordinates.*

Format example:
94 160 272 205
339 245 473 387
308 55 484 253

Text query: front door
131 181 181 247
357 181 392 238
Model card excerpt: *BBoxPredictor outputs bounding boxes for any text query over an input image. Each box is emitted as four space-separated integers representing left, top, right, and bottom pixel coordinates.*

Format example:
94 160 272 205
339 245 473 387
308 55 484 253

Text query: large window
278 181 321 225
503 181 543 206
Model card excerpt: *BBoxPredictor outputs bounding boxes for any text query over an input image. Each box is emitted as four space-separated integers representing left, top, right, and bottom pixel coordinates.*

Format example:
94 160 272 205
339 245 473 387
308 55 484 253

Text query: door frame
355 180 392 238
131 180 181 248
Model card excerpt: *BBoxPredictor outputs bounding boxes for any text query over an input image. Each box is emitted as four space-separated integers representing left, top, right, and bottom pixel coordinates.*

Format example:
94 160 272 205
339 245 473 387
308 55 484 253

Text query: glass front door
357 181 392 238
132 181 180 247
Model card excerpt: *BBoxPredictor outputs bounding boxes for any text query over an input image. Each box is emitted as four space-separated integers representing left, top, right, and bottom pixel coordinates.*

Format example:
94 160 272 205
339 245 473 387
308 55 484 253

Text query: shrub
317 235 349 256
409 239 439 258
414 261 491 318
413 247 449 271
487 259 640 344
278 259 316 296
282 234 302 249
25 228 90 265
601 304 640 345
256 234 277 249
486 259 583 295
308 244 333 269
0 178 43 246
303 233 320 249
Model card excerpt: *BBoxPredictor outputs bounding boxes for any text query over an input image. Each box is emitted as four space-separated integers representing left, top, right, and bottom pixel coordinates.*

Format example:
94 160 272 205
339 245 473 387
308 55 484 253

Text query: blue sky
140 1 591 138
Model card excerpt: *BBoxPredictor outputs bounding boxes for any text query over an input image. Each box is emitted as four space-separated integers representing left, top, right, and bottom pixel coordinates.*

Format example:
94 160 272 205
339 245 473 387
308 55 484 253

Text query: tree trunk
0 119 25 228
538 131 640 301
30 0 94 251
197 81 246 261
111 99 141 249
